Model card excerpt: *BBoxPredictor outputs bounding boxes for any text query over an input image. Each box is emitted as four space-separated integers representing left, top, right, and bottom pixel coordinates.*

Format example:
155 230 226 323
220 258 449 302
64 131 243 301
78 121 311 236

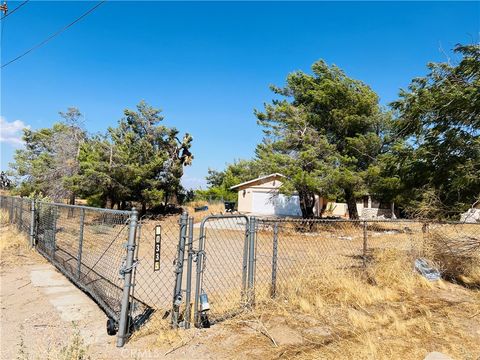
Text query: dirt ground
2 222 480 360
0 243 294 360
0 227 324 360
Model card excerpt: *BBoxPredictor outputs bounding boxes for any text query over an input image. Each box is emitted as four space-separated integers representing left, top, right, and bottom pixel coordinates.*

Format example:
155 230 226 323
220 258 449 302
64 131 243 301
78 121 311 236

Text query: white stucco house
230 173 395 218
230 173 303 216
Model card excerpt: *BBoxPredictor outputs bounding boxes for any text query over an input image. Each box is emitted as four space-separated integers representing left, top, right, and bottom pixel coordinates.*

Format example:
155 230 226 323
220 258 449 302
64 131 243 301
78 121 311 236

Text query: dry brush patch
184 201 227 223
15 324 91 360
424 224 480 287
218 248 480 360
129 246 480 359
0 210 38 266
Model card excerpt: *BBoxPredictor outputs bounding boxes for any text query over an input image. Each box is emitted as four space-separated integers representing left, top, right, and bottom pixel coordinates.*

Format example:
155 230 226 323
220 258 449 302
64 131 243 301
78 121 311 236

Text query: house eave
229 173 285 190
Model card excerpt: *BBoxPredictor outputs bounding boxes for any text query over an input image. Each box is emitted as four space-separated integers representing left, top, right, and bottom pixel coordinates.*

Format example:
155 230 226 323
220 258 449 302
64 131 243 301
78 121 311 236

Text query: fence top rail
200 214 250 228
1 195 133 215
38 201 133 215
255 217 479 226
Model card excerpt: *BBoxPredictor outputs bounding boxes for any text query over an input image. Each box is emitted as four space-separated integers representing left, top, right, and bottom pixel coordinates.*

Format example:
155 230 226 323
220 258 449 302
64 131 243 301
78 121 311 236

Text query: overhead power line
1 0 30 20
1 0 106 69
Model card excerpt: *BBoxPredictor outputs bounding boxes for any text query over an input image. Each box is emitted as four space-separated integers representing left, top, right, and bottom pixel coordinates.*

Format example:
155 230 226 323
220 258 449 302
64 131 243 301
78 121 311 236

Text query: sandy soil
2 220 479 360
3 250 479 360
0 250 115 359
0 238 269 360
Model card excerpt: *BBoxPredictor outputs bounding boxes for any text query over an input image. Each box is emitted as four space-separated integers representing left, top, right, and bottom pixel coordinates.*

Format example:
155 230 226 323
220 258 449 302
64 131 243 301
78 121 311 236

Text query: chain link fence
129 214 185 334
195 217 479 324
35 201 132 320
0 195 137 347
1 194 478 346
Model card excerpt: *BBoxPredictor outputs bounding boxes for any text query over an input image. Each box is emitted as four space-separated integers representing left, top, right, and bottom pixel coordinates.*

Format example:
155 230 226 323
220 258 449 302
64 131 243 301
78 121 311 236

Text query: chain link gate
134 214 257 330
191 215 253 327
124 213 195 336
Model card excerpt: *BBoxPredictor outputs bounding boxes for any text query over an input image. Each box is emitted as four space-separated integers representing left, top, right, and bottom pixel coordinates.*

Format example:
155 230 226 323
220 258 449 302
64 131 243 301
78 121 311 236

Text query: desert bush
424 226 480 287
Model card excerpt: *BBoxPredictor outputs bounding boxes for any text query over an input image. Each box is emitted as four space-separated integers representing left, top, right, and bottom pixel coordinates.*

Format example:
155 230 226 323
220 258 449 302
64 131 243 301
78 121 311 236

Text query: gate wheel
106 317 117 336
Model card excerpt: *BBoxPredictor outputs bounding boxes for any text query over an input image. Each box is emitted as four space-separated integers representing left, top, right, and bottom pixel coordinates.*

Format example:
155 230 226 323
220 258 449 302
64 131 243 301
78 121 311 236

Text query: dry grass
0 210 33 266
15 325 90 360
218 248 480 359
130 219 480 359
131 247 480 359
184 201 228 223
132 312 186 347
424 226 480 287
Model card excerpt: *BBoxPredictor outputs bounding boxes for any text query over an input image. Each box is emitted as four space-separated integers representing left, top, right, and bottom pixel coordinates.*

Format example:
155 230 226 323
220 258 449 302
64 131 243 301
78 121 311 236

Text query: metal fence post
247 217 256 306
116 208 138 348
363 220 368 268
193 220 206 327
271 222 279 298
18 199 23 231
77 208 85 279
421 222 429 257
241 219 250 303
9 197 14 223
184 216 194 329
51 206 58 258
172 212 188 328
29 200 35 248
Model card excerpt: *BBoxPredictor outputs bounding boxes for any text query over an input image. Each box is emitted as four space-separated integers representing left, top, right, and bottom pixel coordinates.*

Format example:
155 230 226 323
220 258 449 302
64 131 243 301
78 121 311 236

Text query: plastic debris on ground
414 258 441 281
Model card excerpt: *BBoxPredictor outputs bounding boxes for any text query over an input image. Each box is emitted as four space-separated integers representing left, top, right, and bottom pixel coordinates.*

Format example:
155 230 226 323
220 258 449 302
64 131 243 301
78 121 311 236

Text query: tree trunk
68 193 75 218
345 188 359 219
299 190 315 218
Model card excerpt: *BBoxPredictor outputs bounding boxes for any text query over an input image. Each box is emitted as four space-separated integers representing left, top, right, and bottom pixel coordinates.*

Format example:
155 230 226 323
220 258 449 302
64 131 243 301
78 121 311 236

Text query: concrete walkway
1 261 114 359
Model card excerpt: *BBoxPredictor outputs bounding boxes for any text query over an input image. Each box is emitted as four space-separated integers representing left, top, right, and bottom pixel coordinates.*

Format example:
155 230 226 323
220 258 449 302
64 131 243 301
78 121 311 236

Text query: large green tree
11 108 85 202
198 159 261 201
387 43 480 217
256 104 338 217
256 60 391 218
75 101 193 212
71 134 131 208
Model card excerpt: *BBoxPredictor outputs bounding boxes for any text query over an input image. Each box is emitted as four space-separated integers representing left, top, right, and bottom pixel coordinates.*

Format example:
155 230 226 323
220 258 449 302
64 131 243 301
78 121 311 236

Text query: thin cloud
0 116 30 147
182 176 207 190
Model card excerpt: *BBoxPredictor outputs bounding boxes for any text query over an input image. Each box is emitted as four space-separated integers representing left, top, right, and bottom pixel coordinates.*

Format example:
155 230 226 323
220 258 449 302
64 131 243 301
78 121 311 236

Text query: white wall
272 194 302 216
251 191 302 216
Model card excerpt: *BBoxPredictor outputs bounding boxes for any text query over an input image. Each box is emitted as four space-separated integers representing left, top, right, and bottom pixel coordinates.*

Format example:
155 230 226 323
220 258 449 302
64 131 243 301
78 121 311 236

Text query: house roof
230 173 285 190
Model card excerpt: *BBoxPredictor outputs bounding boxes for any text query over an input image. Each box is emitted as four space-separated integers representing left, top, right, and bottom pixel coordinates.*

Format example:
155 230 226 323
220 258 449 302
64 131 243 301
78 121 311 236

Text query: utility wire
0 0 30 20
1 0 106 69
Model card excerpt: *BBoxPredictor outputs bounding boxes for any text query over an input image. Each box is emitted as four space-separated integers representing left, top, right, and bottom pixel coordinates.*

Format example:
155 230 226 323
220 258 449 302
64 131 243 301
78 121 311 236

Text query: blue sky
1 1 478 188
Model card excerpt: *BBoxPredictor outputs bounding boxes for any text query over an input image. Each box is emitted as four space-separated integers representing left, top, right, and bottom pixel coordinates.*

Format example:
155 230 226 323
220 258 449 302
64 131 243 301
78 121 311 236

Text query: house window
242 190 246 198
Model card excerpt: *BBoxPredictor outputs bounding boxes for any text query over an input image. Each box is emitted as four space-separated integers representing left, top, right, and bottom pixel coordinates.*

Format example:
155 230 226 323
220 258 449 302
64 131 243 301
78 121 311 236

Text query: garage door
252 192 275 215
251 192 302 216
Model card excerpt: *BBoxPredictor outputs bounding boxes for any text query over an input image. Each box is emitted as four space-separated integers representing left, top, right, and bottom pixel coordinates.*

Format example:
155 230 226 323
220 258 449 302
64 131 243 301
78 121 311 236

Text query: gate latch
119 259 139 279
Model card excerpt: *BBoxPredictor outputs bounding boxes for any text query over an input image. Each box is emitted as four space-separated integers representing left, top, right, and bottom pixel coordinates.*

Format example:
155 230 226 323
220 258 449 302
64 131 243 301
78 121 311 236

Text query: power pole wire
1 0 106 69
1 0 29 20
